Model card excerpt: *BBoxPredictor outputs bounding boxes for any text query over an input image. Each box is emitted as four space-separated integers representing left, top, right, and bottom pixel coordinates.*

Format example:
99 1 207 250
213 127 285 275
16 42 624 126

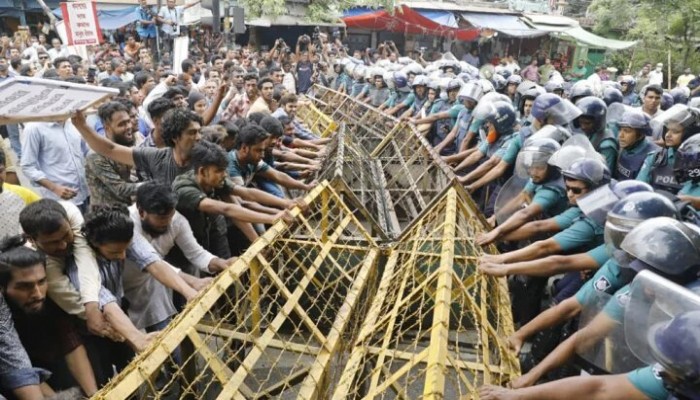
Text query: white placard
172 36 189 74
60 1 103 46
0 77 119 125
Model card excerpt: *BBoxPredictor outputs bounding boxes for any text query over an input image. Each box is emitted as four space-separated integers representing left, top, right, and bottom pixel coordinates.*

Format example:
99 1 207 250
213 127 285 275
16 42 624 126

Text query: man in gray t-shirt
71 107 202 187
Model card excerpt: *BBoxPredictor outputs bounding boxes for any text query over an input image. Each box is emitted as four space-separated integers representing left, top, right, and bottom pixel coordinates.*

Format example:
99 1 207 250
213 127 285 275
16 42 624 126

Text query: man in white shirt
648 62 664 86
158 0 201 53
123 182 230 331
47 38 70 61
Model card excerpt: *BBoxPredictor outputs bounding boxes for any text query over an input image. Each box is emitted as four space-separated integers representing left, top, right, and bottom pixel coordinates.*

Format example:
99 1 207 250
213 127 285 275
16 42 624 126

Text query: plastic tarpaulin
460 12 546 38
53 6 137 30
560 26 637 50
342 4 478 41
415 9 458 29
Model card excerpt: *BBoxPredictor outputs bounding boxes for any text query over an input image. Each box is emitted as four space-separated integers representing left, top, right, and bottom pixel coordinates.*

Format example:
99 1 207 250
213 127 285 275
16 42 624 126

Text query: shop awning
460 12 546 38
414 9 458 29
560 26 637 50
343 4 479 41
521 14 578 31
521 13 637 50
247 15 344 27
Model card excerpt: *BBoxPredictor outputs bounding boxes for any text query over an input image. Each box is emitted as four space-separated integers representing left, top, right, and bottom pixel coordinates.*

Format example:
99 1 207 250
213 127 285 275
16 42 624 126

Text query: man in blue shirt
135 0 158 55
20 120 90 212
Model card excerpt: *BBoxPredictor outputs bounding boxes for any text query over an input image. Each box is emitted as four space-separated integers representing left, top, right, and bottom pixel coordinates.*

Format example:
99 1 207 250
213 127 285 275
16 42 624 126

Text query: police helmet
648 310 700 398
411 75 429 88
530 93 582 126
392 71 409 89
619 75 636 89
457 81 483 104
603 87 624 106
544 81 564 94
619 109 652 137
620 217 700 282
574 96 607 134
479 78 495 94
518 86 546 115
507 75 523 86
661 93 674 111
569 81 595 104
484 100 517 136
604 192 678 254
445 78 462 92
670 87 690 105
562 157 611 188
492 74 507 92
674 133 700 183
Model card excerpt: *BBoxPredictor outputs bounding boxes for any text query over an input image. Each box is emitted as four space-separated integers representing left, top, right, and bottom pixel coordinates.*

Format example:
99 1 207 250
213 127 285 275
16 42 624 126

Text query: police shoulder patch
616 290 631 308
594 276 612 292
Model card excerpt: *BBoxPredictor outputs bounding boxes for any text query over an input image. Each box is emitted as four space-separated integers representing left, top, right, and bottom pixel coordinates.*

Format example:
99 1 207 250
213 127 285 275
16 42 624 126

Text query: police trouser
509 275 548 327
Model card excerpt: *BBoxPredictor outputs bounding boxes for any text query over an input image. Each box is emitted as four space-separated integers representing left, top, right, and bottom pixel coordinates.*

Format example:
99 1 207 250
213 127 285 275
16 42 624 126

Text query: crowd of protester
0 20 699 400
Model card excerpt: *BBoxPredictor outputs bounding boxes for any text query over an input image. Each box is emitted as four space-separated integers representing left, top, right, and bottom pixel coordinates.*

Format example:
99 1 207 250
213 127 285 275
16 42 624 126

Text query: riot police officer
409 78 464 155
434 80 484 155
637 105 700 193
573 96 619 171
391 75 429 119
674 133 700 205
477 137 568 246
463 93 581 194
620 75 640 106
615 109 659 180
496 217 700 393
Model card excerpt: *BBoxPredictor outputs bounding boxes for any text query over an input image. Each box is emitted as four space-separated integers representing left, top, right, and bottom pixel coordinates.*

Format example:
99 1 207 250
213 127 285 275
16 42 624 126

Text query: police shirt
553 206 584 230
679 181 700 196
637 148 674 183
575 258 624 308
627 365 669 400
501 132 525 165
523 180 569 217
552 212 605 252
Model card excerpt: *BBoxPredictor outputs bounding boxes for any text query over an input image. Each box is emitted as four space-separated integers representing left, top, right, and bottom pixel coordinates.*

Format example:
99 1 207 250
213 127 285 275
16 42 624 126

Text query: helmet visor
624 271 700 366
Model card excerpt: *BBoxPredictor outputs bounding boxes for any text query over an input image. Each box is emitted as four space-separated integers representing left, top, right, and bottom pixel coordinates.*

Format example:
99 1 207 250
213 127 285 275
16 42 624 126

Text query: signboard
60 1 103 46
0 78 118 125
172 36 189 75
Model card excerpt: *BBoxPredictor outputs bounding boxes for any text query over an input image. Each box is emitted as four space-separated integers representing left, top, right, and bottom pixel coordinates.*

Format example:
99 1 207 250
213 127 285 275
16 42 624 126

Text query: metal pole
155 0 162 60
667 50 671 90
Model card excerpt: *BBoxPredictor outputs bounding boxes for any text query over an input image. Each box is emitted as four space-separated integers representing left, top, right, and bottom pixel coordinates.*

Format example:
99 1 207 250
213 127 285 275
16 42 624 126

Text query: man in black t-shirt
296 52 314 94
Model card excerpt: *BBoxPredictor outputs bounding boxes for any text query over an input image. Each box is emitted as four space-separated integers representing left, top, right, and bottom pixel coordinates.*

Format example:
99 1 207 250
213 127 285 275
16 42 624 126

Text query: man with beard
123 182 228 331
85 101 140 208
72 107 202 186
0 236 98 397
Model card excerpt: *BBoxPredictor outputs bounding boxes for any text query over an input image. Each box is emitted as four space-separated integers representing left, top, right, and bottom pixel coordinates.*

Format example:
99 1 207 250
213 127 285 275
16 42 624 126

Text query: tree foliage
238 0 395 23
588 0 700 78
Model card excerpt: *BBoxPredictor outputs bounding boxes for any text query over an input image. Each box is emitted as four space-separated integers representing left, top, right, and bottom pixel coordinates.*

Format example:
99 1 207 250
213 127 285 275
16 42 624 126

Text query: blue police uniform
615 139 659 181
637 148 682 194
627 364 669 400
679 181 700 196
429 101 464 156
523 178 569 219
